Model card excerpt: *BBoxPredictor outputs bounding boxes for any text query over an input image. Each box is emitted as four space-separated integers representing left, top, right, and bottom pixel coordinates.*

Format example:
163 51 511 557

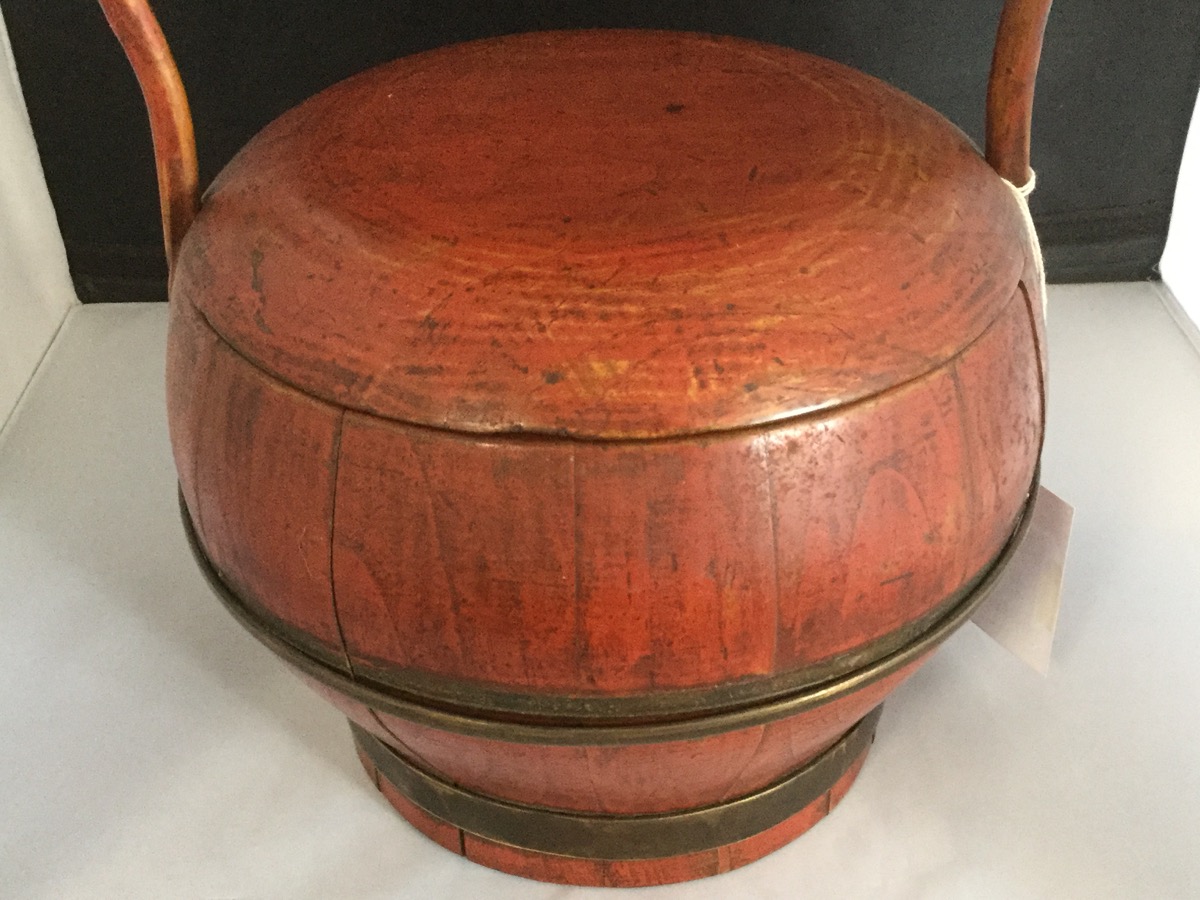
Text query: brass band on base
352 705 881 860
179 471 1036 745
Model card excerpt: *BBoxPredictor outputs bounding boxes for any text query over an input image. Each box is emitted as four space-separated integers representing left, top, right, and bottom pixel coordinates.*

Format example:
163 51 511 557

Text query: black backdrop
8 1 1200 301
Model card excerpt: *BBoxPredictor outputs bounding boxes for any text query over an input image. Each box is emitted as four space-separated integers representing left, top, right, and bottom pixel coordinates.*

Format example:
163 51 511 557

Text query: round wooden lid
175 29 1030 439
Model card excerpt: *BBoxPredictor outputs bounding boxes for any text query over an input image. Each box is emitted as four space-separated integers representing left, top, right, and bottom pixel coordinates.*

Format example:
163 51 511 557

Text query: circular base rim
352 708 879 887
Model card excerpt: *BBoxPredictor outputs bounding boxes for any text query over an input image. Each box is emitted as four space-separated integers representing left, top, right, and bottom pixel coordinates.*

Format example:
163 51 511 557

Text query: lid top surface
177 29 1029 438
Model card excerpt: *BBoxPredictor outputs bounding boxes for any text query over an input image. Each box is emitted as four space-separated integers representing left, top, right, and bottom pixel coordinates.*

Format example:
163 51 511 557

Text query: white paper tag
971 486 1073 675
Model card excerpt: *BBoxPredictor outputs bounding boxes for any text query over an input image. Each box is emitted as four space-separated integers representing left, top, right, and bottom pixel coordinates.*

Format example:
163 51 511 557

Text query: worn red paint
108 0 1053 885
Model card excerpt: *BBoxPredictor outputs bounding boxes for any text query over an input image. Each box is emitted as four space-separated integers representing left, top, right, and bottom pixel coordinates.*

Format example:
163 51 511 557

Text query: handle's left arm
98 0 198 277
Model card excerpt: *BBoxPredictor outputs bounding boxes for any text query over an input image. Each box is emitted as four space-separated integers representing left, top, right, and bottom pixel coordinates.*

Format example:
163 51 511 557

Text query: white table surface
2 283 1199 899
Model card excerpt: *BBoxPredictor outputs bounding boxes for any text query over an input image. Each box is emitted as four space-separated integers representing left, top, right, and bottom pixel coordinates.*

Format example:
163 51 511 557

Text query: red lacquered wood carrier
101 0 1051 886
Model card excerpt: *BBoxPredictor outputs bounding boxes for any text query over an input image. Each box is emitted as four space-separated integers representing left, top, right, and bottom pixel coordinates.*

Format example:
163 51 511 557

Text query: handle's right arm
986 0 1054 188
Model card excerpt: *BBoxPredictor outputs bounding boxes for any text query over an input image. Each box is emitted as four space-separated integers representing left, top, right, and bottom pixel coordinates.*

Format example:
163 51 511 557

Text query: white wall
0 5 76 434
1161 81 1200 340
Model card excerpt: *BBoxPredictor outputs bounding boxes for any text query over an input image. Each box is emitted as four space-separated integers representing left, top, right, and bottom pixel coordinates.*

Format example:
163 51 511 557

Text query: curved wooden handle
98 0 198 276
987 0 1054 187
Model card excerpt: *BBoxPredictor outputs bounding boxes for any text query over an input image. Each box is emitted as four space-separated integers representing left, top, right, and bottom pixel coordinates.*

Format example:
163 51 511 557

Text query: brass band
180 470 1036 745
352 705 881 860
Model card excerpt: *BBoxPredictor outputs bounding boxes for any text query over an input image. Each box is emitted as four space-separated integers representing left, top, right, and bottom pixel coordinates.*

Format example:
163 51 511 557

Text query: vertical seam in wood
414 444 468 667
367 708 437 772
571 444 587 683
713 846 726 875
946 365 980 587
328 408 356 677
582 746 611 814
764 440 782 677
458 828 467 857
717 725 769 803
187 301 217 548
1017 279 1049 461
188 377 208 543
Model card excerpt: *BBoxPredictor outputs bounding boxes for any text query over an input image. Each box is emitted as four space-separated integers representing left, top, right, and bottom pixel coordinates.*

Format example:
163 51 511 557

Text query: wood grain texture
321 290 1037 702
172 271 1039 720
100 0 1053 280
172 30 1029 439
